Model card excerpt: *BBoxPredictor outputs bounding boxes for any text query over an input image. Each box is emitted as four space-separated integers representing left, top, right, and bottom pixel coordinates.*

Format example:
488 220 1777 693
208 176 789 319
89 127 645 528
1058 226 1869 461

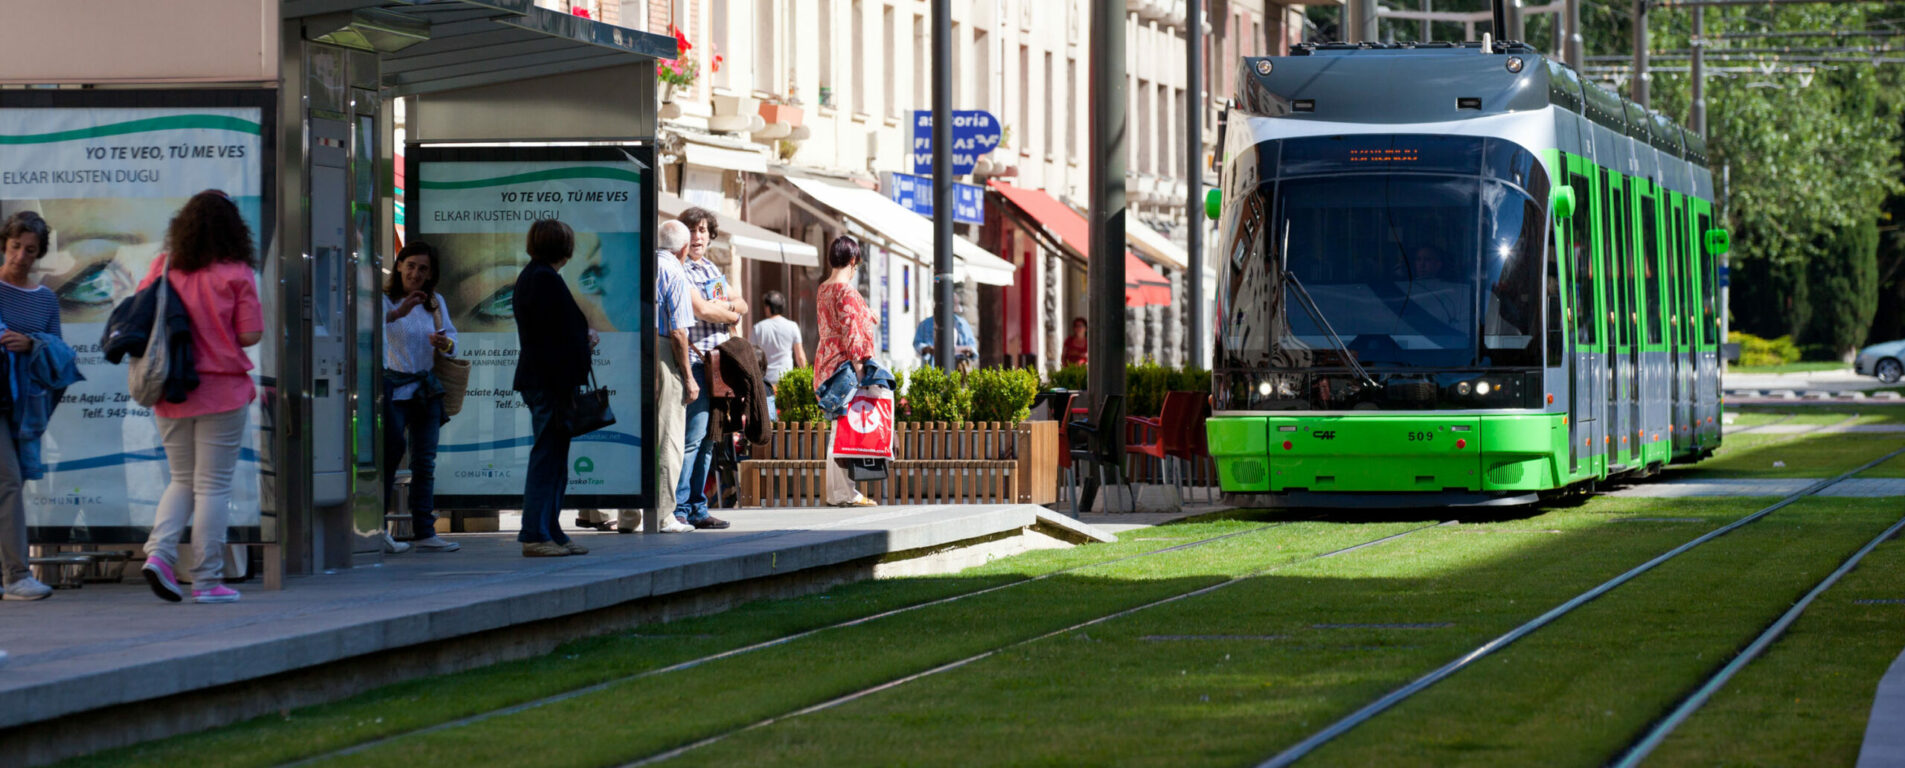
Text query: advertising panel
0 96 273 543
408 146 655 509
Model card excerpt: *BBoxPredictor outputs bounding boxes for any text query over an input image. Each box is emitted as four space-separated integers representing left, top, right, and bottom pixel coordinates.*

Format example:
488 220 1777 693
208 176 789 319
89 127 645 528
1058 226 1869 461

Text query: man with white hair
578 220 699 534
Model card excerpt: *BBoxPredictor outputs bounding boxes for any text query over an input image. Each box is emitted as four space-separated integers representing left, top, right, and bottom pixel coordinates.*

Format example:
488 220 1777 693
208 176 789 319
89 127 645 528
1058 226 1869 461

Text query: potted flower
656 25 698 106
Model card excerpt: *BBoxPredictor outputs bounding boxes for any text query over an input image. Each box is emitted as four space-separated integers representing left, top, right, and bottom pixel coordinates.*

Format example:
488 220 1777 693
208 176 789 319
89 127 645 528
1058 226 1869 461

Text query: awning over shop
658 192 819 268
287 0 677 97
682 142 770 174
781 174 1015 286
1126 218 1188 272
988 180 1174 307
1126 253 1172 307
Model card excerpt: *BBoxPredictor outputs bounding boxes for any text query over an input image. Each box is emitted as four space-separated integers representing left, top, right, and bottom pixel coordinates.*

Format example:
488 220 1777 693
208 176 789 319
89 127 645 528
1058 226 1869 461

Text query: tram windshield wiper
1280 220 1380 389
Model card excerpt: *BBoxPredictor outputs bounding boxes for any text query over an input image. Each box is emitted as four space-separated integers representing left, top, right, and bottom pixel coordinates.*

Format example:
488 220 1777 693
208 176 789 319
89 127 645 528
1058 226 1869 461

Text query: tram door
1566 161 1600 478
1600 169 1629 470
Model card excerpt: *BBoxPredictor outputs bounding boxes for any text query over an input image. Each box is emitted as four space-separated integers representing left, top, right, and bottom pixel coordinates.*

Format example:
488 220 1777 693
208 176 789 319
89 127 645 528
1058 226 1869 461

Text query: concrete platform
0 503 1106 759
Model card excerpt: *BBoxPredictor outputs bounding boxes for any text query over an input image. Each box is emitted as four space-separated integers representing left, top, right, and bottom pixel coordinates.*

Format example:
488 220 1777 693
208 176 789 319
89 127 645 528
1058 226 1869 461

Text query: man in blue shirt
912 294 977 369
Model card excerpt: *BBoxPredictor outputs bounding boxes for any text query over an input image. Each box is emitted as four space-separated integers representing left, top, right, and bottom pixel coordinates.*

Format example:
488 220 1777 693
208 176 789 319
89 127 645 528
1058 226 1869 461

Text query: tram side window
1569 172 1595 347
1642 193 1663 345
1697 211 1717 346
1612 181 1630 345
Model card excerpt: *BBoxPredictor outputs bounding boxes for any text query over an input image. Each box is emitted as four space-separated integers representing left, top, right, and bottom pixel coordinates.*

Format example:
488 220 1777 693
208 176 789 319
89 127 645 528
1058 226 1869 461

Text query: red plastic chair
1166 394 1214 503
1126 392 1200 496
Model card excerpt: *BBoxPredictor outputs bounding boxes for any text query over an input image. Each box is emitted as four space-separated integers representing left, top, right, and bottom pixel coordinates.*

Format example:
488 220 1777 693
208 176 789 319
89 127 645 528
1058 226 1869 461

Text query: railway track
1255 442 1905 768
278 515 1321 767
616 520 1451 767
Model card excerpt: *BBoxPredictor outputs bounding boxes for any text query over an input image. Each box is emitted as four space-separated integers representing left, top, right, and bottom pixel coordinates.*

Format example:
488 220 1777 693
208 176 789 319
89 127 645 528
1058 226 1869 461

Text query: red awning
989 180 1172 307
1125 253 1171 307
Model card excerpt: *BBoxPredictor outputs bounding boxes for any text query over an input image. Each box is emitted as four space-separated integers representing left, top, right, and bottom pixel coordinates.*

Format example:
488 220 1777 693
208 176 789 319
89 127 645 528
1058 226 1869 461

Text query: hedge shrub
905 365 972 423
969 367 1041 424
773 366 823 423
1735 331 1802 367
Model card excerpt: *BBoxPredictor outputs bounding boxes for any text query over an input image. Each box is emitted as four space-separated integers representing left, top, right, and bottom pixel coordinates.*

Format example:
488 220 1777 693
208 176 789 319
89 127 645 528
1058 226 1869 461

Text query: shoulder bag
566 366 617 437
431 302 471 417
128 256 172 407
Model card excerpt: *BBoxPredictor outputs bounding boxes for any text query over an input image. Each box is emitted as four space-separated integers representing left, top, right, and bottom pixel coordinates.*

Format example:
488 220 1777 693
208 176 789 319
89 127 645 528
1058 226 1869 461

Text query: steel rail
1255 444 1905 768
616 521 1454 768
1612 488 1905 766
276 518 1303 768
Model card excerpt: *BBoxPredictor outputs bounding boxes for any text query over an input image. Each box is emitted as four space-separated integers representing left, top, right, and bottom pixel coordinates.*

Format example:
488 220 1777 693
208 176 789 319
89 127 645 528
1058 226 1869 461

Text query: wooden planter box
741 421 1061 506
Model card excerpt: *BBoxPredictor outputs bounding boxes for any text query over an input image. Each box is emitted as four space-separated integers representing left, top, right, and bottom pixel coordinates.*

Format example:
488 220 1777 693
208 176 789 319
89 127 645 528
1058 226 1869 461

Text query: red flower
672 24 692 56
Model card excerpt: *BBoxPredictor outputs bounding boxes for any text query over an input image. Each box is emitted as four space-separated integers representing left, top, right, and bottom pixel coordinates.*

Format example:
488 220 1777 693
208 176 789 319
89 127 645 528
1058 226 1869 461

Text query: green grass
58 517 1300 768
1307 497 1904 767
1727 362 1851 374
664 498 1770 767
1647 515 1905 767
1727 406 1905 426
1673 432 1905 479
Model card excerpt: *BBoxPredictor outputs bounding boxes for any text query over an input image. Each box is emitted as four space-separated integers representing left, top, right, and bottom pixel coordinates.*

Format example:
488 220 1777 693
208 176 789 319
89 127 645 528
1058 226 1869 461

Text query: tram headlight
1506 56 1525 73
1476 381 1493 396
1456 381 1471 396
1258 380 1274 398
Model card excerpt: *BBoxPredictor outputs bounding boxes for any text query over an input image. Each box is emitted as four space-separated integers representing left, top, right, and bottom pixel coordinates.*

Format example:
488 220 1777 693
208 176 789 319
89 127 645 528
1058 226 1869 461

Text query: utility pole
1187 0 1204 368
1690 4 1707 135
932 0 954 373
1633 0 1650 106
1086 0 1127 511
1507 0 1525 41
1422 0 1432 42
1566 0 1584 66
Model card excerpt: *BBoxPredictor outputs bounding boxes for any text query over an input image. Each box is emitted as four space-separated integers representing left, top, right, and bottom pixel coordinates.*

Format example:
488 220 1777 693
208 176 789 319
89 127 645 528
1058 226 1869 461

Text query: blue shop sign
911 109 1001 176
884 172 985 225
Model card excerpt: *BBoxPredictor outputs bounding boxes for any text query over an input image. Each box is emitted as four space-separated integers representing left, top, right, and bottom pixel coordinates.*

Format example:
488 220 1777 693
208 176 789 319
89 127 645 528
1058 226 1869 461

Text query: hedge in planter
773 366 823 423
906 365 973 423
969 367 1040 424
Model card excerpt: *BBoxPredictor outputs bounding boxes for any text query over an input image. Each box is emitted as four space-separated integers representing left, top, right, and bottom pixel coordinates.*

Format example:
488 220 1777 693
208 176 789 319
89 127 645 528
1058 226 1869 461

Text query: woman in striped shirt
382 241 460 553
0 211 60 601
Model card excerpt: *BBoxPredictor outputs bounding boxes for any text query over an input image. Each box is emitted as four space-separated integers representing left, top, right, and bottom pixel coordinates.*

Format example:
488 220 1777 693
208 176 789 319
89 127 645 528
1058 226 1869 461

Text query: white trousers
143 406 247 586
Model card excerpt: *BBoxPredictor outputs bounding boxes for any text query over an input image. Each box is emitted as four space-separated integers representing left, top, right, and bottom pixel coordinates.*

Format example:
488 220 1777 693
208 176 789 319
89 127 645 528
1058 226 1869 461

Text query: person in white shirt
382 241 461 553
750 290 806 420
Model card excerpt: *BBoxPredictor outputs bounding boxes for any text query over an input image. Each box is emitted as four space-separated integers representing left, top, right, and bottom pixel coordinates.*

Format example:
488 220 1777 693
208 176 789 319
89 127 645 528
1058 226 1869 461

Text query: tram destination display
410 147 655 508
0 101 269 542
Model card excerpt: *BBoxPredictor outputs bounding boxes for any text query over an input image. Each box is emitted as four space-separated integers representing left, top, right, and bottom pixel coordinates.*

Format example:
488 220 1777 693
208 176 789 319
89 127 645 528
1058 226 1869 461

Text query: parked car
1854 338 1905 384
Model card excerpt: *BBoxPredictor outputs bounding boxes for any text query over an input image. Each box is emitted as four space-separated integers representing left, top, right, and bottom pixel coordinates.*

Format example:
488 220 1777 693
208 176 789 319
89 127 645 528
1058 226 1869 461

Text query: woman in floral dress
813 235 879 507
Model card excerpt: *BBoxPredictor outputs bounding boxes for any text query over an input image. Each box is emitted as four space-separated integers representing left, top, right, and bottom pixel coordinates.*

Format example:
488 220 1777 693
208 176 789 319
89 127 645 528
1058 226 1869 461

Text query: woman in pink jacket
138 191 264 604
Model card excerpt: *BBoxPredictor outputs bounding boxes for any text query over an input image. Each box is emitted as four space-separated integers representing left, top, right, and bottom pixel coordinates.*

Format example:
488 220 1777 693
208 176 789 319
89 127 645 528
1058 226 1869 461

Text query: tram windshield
1218 134 1550 410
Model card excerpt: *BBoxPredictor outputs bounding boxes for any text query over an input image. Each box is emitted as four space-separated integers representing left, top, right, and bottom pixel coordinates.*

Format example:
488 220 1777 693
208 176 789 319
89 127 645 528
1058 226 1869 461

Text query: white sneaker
413 535 462 552
3 577 52 601
659 517 696 533
382 532 412 554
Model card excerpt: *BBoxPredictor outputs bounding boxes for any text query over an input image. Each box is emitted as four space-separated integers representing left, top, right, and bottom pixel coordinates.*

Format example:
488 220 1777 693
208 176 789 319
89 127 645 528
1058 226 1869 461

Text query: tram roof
1234 43 1706 165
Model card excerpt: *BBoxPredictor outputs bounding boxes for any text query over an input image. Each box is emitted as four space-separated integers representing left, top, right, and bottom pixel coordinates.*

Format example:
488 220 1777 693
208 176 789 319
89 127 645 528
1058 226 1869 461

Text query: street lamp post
1187 0 1204 369
1086 0 1127 510
933 0 955 374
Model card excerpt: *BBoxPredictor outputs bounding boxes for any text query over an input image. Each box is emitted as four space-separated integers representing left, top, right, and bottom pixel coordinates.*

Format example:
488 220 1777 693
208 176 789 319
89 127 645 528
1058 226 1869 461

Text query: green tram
1206 41 1729 507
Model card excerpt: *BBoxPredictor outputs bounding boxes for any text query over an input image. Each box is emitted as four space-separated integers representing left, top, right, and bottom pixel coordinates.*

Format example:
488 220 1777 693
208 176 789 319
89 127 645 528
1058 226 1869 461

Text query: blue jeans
383 395 444 539
519 388 573 545
674 361 714 523
764 391 778 422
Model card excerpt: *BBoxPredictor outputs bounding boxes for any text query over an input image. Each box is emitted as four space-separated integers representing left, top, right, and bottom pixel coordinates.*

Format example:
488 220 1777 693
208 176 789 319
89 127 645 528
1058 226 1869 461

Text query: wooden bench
738 459 1019 507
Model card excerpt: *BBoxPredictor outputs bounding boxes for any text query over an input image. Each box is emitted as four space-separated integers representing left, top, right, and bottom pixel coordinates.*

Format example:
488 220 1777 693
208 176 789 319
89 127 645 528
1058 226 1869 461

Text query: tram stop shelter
0 0 674 583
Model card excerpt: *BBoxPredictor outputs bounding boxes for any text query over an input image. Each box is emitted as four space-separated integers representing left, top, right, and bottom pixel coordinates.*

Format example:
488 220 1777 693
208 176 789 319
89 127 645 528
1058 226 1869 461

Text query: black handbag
567 368 617 437
846 458 888 482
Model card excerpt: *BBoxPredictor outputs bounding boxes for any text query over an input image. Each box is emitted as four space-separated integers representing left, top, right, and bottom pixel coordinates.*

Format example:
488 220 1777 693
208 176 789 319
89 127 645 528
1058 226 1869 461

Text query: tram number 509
1407 431 1435 442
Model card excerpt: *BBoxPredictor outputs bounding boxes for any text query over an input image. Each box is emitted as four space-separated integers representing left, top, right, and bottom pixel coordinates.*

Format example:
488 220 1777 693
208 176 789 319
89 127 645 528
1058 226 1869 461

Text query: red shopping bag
830 387 895 460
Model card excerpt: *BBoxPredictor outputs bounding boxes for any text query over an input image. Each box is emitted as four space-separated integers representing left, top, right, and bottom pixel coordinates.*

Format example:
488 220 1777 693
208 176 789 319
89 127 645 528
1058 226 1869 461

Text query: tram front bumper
1209 413 1565 494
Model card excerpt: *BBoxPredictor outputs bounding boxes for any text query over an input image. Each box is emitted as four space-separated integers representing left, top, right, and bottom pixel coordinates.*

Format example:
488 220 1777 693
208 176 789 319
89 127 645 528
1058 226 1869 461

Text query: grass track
299 520 1434 768
58 517 1303 768
1672 433 1905 479
1305 497 1905 767
1645 515 1905 767
662 498 1768 767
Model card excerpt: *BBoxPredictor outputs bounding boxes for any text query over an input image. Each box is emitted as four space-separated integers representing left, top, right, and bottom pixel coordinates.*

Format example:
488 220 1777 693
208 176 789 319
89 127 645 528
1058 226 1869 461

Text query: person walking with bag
0 211 64 601
382 241 460 553
814 236 881 508
138 191 264 604
512 219 596 557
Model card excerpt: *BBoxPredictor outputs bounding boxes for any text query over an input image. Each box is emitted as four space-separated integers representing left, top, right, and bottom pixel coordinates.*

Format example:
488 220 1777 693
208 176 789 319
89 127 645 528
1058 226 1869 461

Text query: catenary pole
1634 0 1650 106
1567 0 1584 65
1187 0 1205 368
1087 0 1127 510
932 0 954 373
1691 5 1706 135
